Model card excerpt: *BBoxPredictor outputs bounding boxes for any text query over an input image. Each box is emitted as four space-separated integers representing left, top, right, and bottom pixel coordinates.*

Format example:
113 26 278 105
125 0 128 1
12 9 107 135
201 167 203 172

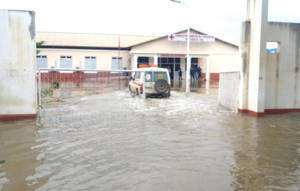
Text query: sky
1 0 300 46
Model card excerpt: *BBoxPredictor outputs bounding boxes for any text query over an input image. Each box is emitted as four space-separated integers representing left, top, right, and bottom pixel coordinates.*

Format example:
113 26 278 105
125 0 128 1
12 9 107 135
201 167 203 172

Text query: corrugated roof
36 32 160 48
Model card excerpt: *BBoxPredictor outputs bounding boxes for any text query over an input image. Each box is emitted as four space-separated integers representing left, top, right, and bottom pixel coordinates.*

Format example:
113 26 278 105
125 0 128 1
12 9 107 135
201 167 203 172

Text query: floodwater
0 89 300 191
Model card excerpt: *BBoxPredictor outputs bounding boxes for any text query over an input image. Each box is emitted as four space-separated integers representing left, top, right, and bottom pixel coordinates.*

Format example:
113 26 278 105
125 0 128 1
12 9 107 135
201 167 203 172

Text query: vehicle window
154 72 168 82
145 72 152 82
135 72 140 79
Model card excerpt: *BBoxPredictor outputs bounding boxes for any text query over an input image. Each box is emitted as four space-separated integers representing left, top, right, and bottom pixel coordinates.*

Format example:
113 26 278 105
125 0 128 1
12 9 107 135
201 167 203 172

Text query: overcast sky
2 0 300 45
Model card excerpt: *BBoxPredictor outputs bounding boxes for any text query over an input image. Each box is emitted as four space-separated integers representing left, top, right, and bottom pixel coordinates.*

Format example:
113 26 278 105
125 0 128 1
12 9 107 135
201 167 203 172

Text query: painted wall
130 30 238 54
0 10 37 117
131 29 239 81
37 29 239 81
210 55 239 73
38 49 131 69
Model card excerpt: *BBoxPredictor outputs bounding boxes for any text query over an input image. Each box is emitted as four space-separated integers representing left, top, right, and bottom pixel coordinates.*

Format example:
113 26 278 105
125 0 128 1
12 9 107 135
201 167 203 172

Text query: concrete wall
0 10 37 117
265 53 277 109
238 0 300 116
265 22 300 110
38 49 131 69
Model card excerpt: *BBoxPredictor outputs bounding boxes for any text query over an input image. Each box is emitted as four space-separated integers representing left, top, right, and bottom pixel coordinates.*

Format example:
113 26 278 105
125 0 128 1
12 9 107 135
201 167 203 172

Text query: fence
37 69 145 112
218 71 239 112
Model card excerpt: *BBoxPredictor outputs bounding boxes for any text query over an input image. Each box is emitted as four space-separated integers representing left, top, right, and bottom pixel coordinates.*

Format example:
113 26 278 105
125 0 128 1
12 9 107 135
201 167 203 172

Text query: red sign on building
158 54 186 58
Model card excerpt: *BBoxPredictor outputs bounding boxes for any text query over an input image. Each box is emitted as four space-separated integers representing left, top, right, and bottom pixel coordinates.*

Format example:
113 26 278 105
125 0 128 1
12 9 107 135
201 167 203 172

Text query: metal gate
218 71 239 112
37 68 145 114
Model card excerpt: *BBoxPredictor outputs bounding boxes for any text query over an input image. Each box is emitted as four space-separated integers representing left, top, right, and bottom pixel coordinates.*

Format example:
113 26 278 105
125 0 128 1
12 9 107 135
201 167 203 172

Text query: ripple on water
8 91 298 191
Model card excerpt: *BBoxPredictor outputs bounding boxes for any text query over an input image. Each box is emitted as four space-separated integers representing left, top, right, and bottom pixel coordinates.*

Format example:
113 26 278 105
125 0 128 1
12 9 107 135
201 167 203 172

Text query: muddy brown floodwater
0 90 300 191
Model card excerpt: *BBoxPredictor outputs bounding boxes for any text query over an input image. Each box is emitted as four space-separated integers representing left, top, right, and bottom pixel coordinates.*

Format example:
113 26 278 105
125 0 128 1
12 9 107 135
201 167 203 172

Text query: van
129 66 171 98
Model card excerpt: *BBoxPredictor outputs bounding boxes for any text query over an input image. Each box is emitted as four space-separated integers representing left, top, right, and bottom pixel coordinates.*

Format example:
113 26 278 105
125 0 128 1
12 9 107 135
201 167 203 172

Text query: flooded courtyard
0 89 300 191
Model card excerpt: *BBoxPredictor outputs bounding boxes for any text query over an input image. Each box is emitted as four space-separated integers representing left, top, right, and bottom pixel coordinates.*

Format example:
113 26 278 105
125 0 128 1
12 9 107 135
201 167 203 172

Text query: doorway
161 64 174 79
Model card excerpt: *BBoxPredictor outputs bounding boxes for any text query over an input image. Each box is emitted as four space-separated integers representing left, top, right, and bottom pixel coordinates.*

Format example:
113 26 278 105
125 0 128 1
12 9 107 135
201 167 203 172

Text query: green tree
36 41 46 54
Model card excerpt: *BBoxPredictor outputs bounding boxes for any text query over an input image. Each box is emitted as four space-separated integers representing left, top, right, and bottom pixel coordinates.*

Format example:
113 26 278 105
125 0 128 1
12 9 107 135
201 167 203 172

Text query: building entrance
161 64 174 79
158 57 181 80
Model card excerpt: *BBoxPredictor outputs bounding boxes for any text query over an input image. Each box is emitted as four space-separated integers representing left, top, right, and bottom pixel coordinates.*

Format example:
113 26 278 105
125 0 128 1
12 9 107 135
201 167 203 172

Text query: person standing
190 67 194 81
167 66 171 77
198 66 202 81
194 67 198 80
178 68 183 80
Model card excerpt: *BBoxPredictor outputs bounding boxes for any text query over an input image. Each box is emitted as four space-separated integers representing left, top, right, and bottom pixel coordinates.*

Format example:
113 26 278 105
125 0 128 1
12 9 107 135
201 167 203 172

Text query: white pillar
206 57 210 80
238 0 269 117
131 54 138 76
238 22 251 111
153 55 158 65
0 10 37 119
206 80 210 91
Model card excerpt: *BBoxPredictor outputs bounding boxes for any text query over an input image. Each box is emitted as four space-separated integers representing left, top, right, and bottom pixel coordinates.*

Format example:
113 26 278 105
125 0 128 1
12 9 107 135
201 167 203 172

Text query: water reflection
229 114 300 190
171 80 219 89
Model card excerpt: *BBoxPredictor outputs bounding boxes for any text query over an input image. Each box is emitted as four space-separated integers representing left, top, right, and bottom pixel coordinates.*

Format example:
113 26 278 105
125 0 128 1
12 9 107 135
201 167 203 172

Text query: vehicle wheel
154 79 169 93
136 88 139 95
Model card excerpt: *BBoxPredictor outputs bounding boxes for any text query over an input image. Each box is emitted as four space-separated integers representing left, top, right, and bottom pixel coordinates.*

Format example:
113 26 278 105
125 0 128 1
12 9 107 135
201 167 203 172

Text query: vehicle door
144 71 155 93
132 72 140 92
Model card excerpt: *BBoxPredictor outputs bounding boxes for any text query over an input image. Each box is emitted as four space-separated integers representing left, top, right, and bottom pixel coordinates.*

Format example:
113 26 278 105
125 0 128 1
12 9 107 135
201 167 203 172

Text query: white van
129 66 171 98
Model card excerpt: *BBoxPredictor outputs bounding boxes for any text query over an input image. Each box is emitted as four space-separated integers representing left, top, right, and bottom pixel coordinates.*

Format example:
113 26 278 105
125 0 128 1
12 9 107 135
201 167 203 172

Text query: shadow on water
0 88 299 191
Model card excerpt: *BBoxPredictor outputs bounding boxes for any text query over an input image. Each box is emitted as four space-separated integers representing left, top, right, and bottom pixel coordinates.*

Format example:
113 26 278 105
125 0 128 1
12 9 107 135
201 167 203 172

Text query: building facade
36 28 239 81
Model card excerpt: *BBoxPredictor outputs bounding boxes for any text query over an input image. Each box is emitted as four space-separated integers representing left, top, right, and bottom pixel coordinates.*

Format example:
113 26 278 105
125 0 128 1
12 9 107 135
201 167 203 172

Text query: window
185 58 198 64
138 57 149 64
161 58 167 63
85 56 97 69
60 56 72 68
134 72 140 79
112 57 123 70
36 55 47 69
145 72 153 82
154 72 168 81
168 58 174 63
158 57 181 64
192 58 198 64
266 42 280 53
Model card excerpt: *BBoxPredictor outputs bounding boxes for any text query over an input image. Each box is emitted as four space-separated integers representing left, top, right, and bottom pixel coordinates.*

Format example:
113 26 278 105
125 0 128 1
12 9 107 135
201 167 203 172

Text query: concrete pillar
0 10 37 119
131 54 138 76
153 55 158 66
238 0 269 117
206 57 210 80
187 57 192 81
238 22 251 111
180 58 186 79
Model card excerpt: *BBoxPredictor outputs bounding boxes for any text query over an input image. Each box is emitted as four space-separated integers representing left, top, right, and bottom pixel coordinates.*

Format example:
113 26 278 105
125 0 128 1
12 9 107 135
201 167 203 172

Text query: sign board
168 34 215 42
158 54 186 58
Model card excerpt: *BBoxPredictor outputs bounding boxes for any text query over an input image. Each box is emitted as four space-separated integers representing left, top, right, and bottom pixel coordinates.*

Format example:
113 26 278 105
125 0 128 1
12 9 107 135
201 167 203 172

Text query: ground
0 89 300 191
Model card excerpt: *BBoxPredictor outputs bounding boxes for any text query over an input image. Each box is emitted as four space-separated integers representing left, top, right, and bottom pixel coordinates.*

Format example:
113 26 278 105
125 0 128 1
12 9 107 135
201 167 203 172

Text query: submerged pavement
0 90 300 191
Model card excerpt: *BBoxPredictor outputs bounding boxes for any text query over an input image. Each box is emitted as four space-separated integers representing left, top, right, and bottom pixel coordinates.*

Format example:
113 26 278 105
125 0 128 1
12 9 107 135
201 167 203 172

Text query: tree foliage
36 41 46 54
